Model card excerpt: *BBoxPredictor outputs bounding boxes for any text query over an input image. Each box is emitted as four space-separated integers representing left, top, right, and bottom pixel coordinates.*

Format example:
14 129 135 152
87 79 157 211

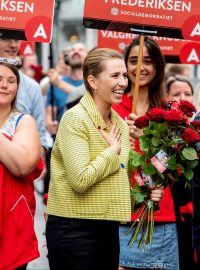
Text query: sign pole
49 42 56 121
132 34 145 113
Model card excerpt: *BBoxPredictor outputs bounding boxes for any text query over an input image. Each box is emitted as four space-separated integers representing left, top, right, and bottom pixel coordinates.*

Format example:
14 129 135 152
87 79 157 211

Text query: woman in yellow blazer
46 48 131 270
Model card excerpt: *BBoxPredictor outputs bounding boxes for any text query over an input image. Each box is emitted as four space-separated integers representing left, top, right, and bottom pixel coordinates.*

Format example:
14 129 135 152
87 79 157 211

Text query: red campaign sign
83 0 200 40
98 30 200 63
0 0 55 43
19 41 35 56
180 42 200 64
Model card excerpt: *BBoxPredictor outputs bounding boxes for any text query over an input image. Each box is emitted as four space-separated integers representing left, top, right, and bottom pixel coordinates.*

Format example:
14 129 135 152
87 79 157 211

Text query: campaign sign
151 150 169 174
140 171 155 187
19 41 35 56
132 171 144 187
0 0 55 42
98 30 200 63
180 42 200 64
83 0 200 40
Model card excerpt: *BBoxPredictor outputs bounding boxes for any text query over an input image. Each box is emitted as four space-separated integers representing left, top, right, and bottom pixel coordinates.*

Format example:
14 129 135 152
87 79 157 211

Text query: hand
46 120 59 135
150 186 164 202
127 113 143 139
98 124 121 155
130 136 136 150
40 166 47 179
47 68 60 85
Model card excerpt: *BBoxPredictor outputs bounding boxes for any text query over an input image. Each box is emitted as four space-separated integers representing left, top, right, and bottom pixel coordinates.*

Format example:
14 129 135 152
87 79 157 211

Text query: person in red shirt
0 60 44 270
113 36 188 270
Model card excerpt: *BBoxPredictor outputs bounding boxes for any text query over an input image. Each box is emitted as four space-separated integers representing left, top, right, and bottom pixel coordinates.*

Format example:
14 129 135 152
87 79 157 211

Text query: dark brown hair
124 36 165 109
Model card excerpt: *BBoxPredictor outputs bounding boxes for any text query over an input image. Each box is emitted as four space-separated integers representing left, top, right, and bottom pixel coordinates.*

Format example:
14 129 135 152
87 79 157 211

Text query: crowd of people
0 36 200 270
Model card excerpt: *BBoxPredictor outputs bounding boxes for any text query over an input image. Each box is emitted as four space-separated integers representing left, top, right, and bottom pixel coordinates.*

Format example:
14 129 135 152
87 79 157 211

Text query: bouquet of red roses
127 100 200 251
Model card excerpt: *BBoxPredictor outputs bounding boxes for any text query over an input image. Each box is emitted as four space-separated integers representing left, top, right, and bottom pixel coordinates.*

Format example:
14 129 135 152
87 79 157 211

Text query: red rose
176 167 183 175
164 110 184 125
181 128 200 145
179 100 197 118
146 108 166 122
190 121 200 132
134 115 149 129
172 143 184 152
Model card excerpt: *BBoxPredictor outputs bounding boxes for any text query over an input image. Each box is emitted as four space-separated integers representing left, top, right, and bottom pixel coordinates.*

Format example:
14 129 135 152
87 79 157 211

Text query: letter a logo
19 41 35 56
180 43 200 64
182 16 200 41
25 16 52 42
33 24 47 39
24 45 34 55
190 23 200 37
187 49 200 62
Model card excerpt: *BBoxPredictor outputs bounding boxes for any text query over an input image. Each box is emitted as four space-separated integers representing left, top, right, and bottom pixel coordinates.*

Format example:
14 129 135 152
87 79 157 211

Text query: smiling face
127 45 156 89
0 39 20 58
168 80 193 103
0 65 18 108
90 58 128 108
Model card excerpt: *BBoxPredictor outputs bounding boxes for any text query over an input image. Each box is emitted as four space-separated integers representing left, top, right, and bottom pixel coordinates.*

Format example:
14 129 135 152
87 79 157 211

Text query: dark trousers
43 147 52 195
46 215 119 270
195 251 200 269
16 264 28 270
179 214 195 270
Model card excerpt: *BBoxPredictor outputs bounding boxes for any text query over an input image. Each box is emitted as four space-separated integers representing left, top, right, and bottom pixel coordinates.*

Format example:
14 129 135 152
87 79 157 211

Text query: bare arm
40 76 50 96
45 106 59 135
47 69 74 93
0 115 41 176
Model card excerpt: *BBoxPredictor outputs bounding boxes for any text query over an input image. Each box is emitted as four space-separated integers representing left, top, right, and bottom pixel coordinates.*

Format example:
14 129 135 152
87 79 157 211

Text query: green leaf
141 162 156 175
182 147 198 161
151 136 160 147
183 167 194 180
129 150 142 167
170 171 179 182
140 136 150 151
157 171 165 180
176 164 184 173
131 188 147 204
167 155 177 170
139 155 146 164
157 122 168 131
187 159 198 168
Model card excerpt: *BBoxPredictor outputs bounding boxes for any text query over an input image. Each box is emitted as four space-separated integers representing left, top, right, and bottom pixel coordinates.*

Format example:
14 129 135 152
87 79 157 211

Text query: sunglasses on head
0 57 20 67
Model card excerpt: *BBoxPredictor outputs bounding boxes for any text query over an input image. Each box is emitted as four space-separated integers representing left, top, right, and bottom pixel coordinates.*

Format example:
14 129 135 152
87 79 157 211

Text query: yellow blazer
47 91 131 222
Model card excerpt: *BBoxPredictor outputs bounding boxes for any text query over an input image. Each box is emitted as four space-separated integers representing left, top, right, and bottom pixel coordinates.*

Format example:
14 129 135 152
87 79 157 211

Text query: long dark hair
124 36 165 109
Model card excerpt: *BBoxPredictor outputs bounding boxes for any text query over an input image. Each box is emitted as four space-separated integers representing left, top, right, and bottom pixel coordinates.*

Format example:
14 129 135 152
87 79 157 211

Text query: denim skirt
119 222 179 270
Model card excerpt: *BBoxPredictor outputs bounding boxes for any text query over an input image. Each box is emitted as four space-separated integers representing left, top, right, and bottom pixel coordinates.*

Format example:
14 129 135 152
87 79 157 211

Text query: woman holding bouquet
113 36 180 270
